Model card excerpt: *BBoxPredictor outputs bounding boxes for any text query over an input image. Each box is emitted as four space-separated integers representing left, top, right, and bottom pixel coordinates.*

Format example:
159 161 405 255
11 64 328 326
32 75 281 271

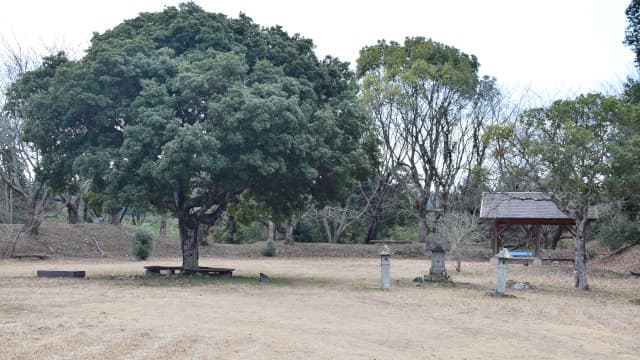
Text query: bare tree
0 40 51 239
359 177 402 243
433 211 481 272
318 194 369 243
0 39 76 256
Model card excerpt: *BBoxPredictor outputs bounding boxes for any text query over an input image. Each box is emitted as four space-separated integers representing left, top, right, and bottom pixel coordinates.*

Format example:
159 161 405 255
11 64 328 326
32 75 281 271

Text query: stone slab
37 270 86 278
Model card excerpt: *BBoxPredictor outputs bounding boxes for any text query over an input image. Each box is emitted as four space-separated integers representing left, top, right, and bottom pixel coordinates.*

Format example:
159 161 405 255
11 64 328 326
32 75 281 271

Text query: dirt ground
1 257 638 359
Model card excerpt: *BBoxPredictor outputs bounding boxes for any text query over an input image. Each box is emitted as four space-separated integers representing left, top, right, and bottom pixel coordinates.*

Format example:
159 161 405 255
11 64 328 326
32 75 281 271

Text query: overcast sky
1 0 635 99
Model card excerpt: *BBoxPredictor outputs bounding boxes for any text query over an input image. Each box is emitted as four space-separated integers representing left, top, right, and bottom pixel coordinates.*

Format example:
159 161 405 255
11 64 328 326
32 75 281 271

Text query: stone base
484 291 517 298
424 270 451 283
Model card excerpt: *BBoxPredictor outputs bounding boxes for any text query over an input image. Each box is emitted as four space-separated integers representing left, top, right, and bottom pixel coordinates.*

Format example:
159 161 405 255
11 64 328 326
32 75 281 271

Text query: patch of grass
96 274 293 288
0 304 26 316
92 273 341 289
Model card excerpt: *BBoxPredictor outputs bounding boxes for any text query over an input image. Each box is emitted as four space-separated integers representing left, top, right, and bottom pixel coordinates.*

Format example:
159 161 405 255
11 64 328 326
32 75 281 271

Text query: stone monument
424 239 451 282
379 244 391 289
495 247 511 296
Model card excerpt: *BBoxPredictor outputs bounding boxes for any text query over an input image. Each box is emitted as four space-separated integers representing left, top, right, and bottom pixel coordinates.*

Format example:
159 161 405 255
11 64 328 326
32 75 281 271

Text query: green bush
261 239 277 257
294 217 326 242
131 229 154 260
596 217 640 251
209 224 228 243
238 222 268 243
200 237 210 246
209 221 268 244
380 225 420 242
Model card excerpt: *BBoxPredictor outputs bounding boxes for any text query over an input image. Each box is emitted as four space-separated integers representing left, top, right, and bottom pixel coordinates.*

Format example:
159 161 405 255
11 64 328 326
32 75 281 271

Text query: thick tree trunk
285 218 293 244
418 197 428 246
321 208 334 243
66 202 80 224
198 224 210 243
419 219 428 245
551 225 563 250
332 208 348 244
226 214 236 243
416 192 429 245
573 218 589 290
365 215 379 244
4 183 8 214
179 217 199 271
82 201 90 223
109 209 123 225
25 194 40 235
267 221 275 241
440 191 450 214
159 214 167 236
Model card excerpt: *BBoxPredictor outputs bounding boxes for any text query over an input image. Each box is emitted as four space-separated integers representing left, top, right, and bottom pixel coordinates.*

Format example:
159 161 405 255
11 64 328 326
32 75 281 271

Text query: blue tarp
510 251 532 257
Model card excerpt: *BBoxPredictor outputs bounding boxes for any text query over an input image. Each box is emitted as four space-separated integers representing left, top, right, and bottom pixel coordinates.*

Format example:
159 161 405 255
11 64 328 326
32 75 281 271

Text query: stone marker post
496 248 511 296
380 245 391 289
424 239 451 282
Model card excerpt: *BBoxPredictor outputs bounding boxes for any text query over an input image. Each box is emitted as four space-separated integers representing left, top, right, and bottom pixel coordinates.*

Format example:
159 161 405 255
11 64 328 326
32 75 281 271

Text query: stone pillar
380 245 391 289
496 258 507 295
424 239 451 282
495 248 511 296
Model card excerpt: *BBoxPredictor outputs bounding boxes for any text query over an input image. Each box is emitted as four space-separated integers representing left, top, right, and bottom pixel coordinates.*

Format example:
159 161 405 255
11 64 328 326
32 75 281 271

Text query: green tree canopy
520 93 630 290
357 37 483 242
626 0 640 66
6 3 374 269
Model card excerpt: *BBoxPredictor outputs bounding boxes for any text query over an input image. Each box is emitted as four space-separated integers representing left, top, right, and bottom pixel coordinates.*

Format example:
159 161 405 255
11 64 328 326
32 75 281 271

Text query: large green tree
7 4 373 270
626 0 640 66
520 94 629 290
358 37 483 243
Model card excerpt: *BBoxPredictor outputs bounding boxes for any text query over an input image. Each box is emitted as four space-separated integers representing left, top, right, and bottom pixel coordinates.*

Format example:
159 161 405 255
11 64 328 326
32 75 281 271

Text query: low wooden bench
506 257 539 266
370 240 413 244
541 257 575 264
144 265 234 278
37 270 85 278
13 254 50 260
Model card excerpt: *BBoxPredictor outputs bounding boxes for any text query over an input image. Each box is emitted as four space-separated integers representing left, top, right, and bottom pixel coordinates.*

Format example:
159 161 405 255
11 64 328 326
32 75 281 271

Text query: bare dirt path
1 258 638 359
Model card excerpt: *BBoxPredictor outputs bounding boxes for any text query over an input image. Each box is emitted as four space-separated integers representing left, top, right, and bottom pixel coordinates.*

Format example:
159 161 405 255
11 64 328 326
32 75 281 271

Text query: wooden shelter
480 192 597 256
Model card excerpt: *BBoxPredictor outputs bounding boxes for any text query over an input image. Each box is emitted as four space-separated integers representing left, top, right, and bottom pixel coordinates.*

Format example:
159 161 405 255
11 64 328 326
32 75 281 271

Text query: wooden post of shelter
492 221 497 254
534 224 541 257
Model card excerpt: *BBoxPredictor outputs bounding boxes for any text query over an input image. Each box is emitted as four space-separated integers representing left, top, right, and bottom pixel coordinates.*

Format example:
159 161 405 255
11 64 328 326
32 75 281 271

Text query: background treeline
1 2 639 267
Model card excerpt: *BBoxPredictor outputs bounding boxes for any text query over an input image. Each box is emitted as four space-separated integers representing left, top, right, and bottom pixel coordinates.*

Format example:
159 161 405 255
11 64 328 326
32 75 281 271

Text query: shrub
209 224 228 243
208 221 268 244
261 239 276 257
237 222 268 243
596 216 640 251
381 225 420 242
295 217 325 242
131 229 154 260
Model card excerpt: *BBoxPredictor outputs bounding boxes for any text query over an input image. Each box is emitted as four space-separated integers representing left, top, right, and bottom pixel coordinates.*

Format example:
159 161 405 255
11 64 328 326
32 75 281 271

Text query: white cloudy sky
1 0 635 99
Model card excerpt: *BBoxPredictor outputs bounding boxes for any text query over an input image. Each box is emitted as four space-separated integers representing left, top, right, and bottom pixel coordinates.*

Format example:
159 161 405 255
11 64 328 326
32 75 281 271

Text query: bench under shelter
479 192 597 262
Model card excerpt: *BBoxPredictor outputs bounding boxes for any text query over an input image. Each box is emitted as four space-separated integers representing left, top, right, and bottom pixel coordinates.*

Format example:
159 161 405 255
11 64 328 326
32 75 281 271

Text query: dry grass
592 244 640 274
1 257 638 359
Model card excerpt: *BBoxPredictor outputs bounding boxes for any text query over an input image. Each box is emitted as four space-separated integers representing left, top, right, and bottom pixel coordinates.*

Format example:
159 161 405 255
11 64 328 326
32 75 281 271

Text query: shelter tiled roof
479 192 597 224
480 192 567 220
